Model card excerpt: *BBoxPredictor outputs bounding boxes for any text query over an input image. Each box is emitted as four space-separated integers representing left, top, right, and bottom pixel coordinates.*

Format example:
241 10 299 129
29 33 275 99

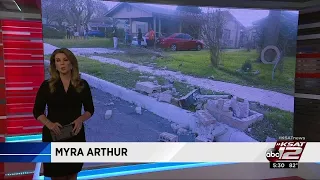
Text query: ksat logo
266 141 307 162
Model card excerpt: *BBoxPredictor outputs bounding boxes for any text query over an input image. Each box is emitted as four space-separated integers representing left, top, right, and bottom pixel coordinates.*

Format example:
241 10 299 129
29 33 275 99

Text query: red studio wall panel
0 19 45 136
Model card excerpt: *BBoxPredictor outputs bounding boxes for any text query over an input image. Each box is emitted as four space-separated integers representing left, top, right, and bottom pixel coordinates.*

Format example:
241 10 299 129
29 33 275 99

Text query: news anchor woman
33 48 94 180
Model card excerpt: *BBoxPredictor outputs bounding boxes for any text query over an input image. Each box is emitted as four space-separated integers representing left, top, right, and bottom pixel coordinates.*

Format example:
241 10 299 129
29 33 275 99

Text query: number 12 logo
278 147 303 160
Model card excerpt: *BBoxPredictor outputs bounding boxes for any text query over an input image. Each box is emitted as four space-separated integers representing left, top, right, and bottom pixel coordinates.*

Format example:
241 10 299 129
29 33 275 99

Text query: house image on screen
106 2 245 48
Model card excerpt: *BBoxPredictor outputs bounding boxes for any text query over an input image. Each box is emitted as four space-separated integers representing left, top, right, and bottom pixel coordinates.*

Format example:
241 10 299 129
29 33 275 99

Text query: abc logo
266 148 280 162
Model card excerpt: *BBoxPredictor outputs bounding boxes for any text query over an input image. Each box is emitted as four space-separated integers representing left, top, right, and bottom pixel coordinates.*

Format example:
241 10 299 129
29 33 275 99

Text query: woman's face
54 53 72 75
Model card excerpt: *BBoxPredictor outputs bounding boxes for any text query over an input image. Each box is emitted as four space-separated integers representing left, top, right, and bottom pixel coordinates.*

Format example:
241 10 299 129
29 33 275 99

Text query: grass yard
103 49 295 95
248 103 293 142
44 38 114 48
104 47 161 65
159 50 296 95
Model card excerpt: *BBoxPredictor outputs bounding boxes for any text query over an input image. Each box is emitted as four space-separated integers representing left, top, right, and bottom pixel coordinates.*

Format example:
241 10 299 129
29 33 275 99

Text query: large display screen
41 0 299 142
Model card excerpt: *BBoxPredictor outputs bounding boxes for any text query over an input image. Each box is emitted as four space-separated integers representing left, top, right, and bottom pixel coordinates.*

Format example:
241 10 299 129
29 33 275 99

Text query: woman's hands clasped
72 118 83 135
46 122 62 135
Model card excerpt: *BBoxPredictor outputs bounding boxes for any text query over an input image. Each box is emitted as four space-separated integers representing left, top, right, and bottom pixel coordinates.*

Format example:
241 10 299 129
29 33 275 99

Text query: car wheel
171 44 177 51
196 44 202 51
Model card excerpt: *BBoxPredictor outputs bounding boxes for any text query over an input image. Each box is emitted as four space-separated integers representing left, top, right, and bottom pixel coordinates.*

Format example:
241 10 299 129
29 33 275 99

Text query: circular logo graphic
265 148 280 162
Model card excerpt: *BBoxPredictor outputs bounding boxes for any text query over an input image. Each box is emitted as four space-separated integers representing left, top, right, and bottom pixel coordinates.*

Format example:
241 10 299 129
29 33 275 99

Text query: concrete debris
205 98 263 131
148 76 156 80
158 93 172 103
196 110 217 126
135 106 142 114
177 123 189 130
177 128 188 135
210 124 228 138
161 84 174 90
195 135 211 142
171 97 180 107
231 97 249 118
253 70 260 75
194 123 216 136
171 88 177 94
153 80 159 85
162 90 172 94
167 79 174 84
178 89 200 109
222 100 231 112
159 132 178 142
135 81 161 94
196 103 203 110
196 94 230 100
104 110 112 120
171 123 180 133
107 102 114 106
148 93 160 99
217 99 225 110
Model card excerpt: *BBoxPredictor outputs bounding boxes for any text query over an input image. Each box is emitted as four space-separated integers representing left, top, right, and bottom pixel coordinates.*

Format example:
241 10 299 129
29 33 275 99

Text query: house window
137 24 147 33
126 6 132 12
223 29 231 40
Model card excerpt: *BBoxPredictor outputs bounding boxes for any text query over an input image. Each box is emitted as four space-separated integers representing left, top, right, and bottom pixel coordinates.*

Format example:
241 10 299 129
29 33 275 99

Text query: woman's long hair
48 48 84 93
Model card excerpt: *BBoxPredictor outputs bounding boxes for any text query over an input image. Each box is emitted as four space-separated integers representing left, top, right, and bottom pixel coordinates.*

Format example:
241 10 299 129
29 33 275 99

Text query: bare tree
42 0 108 29
42 0 67 28
41 0 54 24
178 8 226 67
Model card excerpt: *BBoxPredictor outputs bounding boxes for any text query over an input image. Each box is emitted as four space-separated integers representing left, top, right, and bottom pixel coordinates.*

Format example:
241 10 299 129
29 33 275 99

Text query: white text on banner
50 142 320 163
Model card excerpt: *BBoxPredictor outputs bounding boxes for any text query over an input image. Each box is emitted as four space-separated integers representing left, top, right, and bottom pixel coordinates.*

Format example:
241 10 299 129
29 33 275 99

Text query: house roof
106 3 245 29
105 2 178 18
222 11 245 29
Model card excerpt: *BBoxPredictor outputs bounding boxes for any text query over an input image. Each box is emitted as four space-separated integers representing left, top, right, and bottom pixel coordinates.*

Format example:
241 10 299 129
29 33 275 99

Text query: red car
157 33 204 51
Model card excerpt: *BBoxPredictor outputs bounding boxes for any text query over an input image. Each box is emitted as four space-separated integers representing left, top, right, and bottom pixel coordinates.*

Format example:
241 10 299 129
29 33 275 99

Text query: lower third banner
1 142 320 163
50 142 319 163
0 143 51 162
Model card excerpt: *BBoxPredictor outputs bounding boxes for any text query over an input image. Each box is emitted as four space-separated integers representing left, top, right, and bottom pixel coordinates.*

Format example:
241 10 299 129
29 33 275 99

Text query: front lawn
248 103 293 142
158 50 295 95
44 38 114 48
103 49 295 95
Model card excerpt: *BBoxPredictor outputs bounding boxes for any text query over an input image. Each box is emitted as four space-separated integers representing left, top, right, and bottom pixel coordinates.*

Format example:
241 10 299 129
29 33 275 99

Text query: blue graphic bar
0 155 51 162
39 162 236 180
5 134 42 143
0 143 51 154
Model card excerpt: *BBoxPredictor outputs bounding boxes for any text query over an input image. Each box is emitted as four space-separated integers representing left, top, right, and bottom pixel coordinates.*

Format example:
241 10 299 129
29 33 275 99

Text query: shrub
241 60 252 72
43 26 65 39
